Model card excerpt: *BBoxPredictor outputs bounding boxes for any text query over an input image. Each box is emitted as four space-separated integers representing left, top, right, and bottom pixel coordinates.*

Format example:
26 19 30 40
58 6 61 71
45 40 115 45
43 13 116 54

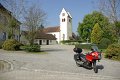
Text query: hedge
60 40 82 45
21 44 41 52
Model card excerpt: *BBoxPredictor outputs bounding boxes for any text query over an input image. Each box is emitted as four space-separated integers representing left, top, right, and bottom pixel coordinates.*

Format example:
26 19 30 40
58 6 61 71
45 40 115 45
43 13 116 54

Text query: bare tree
98 0 120 22
1 0 25 19
24 5 46 45
98 0 120 37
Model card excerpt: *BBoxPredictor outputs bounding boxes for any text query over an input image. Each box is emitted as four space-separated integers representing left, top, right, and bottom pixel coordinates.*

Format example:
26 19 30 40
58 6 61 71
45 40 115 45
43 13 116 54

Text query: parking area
0 45 120 80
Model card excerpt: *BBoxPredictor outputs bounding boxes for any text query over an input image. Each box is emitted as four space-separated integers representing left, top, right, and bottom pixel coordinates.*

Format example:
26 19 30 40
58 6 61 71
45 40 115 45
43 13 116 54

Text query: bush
0 41 4 49
22 44 40 52
105 43 120 61
60 40 82 45
75 43 96 49
2 39 22 51
98 38 111 49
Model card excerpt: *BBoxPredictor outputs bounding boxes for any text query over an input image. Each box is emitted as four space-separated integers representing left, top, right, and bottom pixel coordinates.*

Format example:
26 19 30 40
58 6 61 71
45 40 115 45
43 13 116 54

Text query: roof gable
60 8 72 18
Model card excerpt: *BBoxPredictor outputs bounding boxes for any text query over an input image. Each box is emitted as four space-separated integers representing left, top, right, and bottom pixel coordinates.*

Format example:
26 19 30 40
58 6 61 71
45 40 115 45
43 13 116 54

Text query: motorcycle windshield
91 45 99 52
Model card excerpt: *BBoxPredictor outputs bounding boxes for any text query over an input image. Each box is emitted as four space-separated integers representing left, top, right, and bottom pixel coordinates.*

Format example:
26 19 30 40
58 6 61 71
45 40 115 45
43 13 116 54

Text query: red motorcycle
73 45 102 73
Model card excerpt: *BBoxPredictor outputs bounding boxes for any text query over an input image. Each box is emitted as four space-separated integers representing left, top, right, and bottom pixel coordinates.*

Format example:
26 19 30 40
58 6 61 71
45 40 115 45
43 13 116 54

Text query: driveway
0 45 120 80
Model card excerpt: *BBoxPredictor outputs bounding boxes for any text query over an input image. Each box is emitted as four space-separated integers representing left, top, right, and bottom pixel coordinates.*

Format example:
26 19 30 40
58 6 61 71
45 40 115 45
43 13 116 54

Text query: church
21 8 72 45
41 8 72 44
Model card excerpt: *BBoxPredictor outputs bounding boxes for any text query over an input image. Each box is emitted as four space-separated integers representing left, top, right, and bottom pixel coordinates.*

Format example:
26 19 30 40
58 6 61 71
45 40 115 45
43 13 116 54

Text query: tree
91 23 103 44
24 5 46 45
77 11 110 41
98 0 120 22
7 19 19 39
1 0 25 19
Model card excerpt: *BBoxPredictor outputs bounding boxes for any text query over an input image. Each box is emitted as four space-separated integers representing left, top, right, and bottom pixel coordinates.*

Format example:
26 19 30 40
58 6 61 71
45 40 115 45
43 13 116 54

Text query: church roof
43 26 60 33
67 12 72 18
21 31 56 40
35 31 56 40
60 8 72 19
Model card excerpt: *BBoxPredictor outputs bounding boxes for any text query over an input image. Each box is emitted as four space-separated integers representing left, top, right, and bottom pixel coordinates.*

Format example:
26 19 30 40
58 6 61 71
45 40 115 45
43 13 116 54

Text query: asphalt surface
0 45 120 80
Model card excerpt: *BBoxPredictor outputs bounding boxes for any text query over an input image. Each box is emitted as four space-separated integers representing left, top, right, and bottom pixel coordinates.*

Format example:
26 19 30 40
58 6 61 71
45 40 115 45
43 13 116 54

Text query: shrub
105 43 120 61
23 44 40 52
2 39 22 51
0 41 4 49
75 43 96 49
98 38 111 49
60 40 82 45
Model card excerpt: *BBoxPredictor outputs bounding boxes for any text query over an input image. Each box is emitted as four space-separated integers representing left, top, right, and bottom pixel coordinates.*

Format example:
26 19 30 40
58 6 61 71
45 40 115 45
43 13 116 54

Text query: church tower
59 8 72 41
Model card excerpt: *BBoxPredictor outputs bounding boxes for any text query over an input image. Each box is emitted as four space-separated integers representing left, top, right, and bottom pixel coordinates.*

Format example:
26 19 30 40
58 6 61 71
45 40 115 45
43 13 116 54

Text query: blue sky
31 0 98 33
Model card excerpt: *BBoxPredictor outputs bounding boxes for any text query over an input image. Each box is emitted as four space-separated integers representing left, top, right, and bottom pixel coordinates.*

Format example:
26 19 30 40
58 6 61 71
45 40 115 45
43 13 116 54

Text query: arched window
62 18 65 22
69 19 71 22
64 18 65 22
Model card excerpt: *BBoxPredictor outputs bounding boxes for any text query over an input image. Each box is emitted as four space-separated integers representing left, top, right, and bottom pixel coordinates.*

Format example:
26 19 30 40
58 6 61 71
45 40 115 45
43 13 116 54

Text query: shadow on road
82 64 104 73
97 65 104 70
41 49 65 52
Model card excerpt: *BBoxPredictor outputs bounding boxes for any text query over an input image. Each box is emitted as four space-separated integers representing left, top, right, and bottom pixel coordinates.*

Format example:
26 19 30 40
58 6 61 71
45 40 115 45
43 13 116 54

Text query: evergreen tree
91 23 103 44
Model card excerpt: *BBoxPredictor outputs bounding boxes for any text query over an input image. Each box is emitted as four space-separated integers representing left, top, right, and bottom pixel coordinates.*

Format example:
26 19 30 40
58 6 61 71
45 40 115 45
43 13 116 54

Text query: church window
64 18 65 22
69 19 71 22
62 13 65 16
62 18 65 22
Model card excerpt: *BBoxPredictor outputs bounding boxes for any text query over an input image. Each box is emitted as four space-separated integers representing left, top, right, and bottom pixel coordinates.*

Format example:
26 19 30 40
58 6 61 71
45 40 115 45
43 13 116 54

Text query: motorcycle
73 45 102 73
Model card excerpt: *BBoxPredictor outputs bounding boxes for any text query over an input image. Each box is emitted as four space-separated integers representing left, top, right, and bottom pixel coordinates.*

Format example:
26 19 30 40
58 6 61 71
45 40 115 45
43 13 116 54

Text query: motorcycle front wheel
93 61 98 73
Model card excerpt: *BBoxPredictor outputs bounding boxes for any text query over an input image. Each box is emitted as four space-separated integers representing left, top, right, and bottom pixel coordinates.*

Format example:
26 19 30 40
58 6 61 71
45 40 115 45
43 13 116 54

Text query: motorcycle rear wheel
76 61 82 67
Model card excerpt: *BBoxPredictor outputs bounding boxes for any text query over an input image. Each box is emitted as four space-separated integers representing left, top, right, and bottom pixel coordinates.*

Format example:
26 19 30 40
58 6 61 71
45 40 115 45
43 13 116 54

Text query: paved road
0 45 120 80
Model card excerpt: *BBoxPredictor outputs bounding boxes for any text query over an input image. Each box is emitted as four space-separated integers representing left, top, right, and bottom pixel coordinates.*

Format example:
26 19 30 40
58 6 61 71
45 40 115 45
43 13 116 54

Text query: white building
42 8 72 44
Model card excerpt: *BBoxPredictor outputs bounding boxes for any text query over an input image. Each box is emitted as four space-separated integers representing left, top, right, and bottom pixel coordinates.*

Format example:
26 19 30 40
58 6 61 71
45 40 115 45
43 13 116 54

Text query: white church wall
67 17 72 39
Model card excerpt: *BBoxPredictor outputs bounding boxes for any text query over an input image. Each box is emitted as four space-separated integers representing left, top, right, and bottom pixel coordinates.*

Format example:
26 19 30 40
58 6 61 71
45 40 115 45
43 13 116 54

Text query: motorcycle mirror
100 50 102 53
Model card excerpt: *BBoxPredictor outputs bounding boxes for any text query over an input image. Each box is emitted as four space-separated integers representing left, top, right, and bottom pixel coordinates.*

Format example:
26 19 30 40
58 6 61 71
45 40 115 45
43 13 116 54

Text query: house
20 30 56 45
34 31 56 45
0 3 20 41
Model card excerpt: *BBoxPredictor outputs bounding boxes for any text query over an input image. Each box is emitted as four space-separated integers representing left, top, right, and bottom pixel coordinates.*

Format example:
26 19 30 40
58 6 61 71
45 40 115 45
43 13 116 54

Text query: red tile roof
43 26 60 33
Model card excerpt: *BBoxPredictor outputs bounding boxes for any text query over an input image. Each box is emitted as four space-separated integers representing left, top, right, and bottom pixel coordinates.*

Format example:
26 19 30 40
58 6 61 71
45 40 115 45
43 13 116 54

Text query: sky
33 0 98 33
0 0 98 33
